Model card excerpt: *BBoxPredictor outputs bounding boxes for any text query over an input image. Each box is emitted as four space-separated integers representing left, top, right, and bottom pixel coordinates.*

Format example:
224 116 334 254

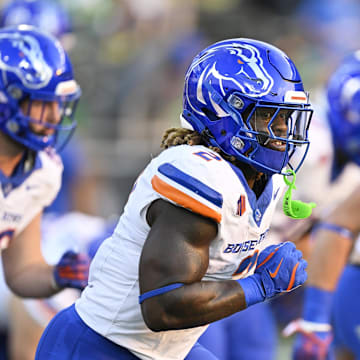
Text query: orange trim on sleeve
151 175 222 223
286 262 299 291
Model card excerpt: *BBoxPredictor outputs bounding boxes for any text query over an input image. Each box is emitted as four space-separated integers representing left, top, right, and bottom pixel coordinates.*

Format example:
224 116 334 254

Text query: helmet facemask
19 92 79 151
228 94 313 174
4 81 81 152
183 83 313 175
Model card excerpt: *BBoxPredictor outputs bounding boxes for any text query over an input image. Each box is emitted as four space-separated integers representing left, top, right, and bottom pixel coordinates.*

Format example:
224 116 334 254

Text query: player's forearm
5 262 58 298
307 229 352 291
141 279 246 331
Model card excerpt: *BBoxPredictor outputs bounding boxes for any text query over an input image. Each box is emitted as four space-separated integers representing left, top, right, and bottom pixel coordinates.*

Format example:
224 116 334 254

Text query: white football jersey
76 144 286 360
0 149 62 328
0 149 62 250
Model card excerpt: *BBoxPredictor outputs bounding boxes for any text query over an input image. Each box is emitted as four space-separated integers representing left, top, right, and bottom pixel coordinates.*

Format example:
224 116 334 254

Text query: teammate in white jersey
0 25 90 301
5 211 113 360
36 38 313 360
284 51 360 360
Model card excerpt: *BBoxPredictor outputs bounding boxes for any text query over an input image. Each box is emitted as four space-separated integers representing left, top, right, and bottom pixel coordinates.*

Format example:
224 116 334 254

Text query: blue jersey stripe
158 163 223 208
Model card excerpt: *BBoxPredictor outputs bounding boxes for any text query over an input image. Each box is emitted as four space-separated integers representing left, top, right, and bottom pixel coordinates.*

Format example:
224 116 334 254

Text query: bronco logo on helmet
0 31 53 89
185 43 275 118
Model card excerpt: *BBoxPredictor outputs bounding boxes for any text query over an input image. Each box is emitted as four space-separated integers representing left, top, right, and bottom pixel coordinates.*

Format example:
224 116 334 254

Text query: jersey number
193 151 222 161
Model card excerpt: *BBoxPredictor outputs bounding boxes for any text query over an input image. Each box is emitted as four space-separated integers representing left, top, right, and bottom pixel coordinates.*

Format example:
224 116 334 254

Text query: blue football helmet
326 50 360 180
182 38 313 175
0 0 72 39
0 25 81 151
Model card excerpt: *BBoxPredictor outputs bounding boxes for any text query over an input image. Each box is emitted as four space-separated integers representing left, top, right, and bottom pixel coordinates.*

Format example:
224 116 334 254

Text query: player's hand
238 242 307 306
283 318 334 360
53 250 90 290
256 242 307 297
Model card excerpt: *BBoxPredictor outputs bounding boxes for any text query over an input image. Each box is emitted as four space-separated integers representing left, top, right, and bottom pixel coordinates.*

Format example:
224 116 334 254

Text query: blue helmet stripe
158 163 223 208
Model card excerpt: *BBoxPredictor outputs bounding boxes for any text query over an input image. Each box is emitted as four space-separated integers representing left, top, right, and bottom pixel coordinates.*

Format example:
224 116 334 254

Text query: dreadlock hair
161 127 239 164
161 127 265 189
161 128 204 148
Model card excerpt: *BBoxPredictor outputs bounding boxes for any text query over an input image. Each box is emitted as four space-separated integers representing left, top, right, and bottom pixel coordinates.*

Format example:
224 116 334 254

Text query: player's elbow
143 317 166 332
141 302 177 331
4 276 26 297
141 308 169 331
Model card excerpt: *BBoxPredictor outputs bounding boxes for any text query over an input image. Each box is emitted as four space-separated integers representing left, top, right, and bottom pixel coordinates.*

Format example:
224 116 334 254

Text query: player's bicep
140 199 218 295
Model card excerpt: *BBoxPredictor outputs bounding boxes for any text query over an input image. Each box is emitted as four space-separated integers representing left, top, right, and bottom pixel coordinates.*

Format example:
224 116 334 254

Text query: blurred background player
8 211 114 360
36 38 311 360
283 51 360 360
0 0 97 216
0 25 85 295
0 2 98 359
0 24 92 359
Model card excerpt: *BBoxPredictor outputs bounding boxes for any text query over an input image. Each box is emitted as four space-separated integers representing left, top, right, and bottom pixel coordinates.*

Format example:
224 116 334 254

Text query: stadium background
1 0 360 358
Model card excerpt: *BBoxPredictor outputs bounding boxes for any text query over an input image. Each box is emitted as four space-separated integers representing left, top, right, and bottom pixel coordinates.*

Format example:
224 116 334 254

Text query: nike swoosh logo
269 258 283 278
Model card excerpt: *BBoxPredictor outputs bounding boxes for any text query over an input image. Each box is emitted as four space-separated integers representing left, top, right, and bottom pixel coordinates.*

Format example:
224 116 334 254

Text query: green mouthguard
283 169 316 219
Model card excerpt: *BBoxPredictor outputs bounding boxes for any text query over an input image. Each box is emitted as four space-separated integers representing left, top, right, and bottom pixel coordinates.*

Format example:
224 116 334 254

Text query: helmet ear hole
202 108 221 122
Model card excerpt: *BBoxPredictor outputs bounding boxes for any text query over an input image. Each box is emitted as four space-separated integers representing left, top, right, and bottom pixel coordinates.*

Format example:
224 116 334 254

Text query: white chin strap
180 114 194 130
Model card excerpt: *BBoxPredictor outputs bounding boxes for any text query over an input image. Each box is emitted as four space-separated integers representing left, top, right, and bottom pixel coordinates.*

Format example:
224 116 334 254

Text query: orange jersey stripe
151 175 222 223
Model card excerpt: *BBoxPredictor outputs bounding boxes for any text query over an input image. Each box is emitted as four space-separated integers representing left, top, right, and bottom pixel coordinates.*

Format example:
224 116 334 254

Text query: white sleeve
149 146 225 223
37 150 63 208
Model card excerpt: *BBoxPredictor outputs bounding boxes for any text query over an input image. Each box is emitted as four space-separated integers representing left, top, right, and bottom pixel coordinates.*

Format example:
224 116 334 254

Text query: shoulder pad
151 146 225 223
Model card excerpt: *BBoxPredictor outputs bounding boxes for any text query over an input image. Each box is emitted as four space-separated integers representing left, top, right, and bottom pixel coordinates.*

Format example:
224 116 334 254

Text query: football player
0 0 97 216
284 51 360 360
7 212 114 360
0 25 89 300
36 38 312 360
